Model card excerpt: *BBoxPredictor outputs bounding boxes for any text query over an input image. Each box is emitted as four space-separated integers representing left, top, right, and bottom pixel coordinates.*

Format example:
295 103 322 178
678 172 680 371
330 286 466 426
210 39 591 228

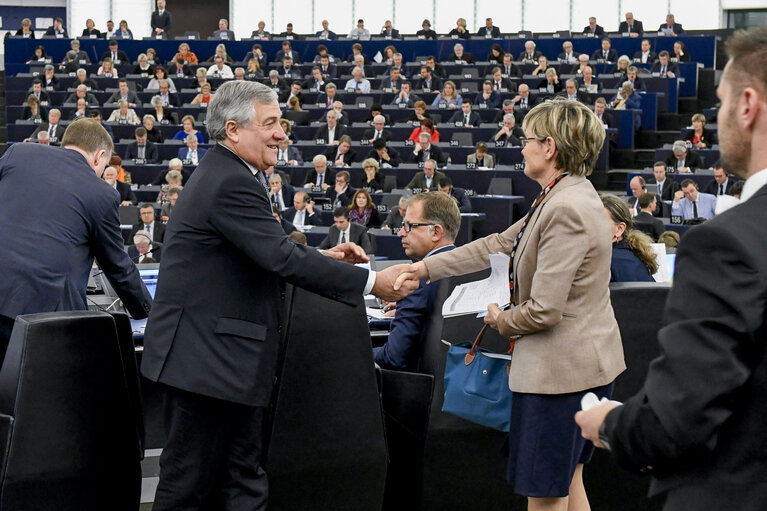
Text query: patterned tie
255 171 269 194
340 230 346 245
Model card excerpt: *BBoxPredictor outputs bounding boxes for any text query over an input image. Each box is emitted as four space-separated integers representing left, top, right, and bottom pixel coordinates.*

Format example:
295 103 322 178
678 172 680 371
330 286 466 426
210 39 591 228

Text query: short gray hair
313 154 327 165
622 80 634 91
44 64 54 72
184 134 197 143
503 113 515 123
150 95 163 107
206 81 277 142
77 68 86 75
672 140 687 153
133 230 152 245
268 173 282 184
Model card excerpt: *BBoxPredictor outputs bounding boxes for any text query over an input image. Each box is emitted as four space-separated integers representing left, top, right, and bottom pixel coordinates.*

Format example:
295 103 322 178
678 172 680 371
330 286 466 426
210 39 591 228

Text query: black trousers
152 384 268 511
0 314 15 370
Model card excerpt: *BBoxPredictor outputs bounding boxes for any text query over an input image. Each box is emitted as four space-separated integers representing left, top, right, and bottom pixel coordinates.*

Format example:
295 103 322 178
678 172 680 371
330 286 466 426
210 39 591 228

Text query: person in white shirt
207 56 234 79
268 174 290 211
344 67 371 93
348 19 370 40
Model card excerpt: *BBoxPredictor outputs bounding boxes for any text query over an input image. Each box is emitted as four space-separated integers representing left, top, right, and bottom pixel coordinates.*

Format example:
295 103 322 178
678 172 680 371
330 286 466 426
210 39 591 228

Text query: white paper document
442 253 512 317
366 307 390 320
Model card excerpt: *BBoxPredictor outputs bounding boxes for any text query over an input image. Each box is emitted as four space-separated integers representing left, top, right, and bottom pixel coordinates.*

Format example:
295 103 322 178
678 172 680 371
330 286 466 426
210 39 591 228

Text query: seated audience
348 189 382 228
344 67 371 93
130 203 165 243
206 43 234 63
408 118 439 143
632 193 665 241
672 179 717 220
268 174 294 211
318 207 372 253
673 41 691 62
416 19 437 40
475 80 502 109
531 55 550 76
448 43 475 64
313 109 346 144
367 138 402 168
128 230 161 264
449 100 481 127
107 99 140 124
382 196 410 231
362 159 385 193
602 194 657 282
493 114 523 147
324 135 356 167
487 44 505 64
327 171 355 208
583 16 605 37
178 134 207 165
414 66 442 92
155 167 184 199
538 68 563 94
704 164 735 197
634 39 658 64
65 84 99 107
160 187 181 220
146 66 176 91
150 95 179 124
432 80 462 109
518 40 542 63
658 13 684 36
15 18 35 38
142 115 163 143
283 191 323 227
592 38 618 62
115 19 133 39
685 113 717 148
173 115 206 144
106 79 139 107
103 165 136 205
207 56 234 79
373 192 459 369
447 17 470 39
407 159 446 191
410 133 447 166
650 51 679 77
467 141 496 168
658 230 680 249
191 83 214 105
97 58 118 78
101 39 128 64
27 109 65 144
124 127 159 163
304 154 336 190
70 98 89 120
22 95 46 122
665 140 705 172
625 66 646 92
132 53 154 75
405 100 430 125
437 176 471 213
578 66 601 93
593 97 613 127
276 138 303 166
557 79 589 104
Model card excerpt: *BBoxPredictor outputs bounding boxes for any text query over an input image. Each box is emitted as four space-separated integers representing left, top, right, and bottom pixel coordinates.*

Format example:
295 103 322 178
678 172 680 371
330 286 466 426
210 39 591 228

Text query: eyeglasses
400 221 435 233
520 136 548 147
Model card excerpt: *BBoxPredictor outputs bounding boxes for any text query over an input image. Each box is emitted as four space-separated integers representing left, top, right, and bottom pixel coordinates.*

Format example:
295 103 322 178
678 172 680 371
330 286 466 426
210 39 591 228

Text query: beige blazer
425 174 625 394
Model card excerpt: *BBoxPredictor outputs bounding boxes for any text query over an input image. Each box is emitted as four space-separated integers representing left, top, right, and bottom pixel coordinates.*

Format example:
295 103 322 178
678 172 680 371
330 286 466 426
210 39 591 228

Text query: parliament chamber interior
0 1 756 509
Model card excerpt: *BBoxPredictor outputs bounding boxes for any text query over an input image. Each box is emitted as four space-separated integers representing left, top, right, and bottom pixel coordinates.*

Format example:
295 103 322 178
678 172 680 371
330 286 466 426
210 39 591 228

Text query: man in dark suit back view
577 27 767 511
632 192 665 241
140 81 417 510
0 118 152 365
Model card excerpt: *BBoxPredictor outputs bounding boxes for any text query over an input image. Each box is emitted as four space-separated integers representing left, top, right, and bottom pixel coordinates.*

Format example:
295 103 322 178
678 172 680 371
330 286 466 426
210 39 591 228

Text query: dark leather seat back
0 311 141 511
111 312 146 459
266 287 387 511
585 282 671 511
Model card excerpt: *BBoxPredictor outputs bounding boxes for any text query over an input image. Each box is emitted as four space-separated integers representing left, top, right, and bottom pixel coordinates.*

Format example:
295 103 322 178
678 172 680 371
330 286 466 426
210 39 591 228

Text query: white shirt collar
740 168 767 202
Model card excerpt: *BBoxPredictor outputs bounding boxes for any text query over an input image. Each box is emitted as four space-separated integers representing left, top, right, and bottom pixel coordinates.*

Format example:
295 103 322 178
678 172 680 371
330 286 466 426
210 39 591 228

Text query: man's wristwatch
598 420 612 452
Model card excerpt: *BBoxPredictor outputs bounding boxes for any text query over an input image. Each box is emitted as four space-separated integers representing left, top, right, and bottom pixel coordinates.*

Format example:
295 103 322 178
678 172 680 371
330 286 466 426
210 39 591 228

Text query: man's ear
224 120 239 143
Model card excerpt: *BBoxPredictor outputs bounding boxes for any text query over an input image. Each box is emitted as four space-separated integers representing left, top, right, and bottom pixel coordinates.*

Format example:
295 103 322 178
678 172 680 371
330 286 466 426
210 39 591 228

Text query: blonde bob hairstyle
522 99 605 177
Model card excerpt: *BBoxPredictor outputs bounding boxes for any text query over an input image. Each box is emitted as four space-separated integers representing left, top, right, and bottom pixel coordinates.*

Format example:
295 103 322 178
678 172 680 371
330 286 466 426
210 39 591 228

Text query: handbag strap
464 324 489 365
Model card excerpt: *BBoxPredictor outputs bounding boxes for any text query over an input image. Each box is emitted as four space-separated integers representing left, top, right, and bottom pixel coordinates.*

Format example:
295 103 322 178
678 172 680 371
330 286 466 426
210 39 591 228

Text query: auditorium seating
0 311 142 510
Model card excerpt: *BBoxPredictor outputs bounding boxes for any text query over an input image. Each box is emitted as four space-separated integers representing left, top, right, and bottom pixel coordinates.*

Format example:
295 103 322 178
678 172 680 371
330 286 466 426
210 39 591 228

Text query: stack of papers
442 253 512 317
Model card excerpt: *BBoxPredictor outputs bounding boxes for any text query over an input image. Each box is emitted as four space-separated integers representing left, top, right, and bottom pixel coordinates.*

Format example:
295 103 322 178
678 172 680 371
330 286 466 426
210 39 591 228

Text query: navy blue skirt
506 381 615 498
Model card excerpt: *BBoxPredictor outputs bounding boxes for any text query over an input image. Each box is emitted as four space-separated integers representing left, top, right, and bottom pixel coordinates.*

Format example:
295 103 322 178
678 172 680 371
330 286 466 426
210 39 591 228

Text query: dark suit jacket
373 244 455 370
125 142 159 163
477 26 501 38
657 23 683 34
326 187 356 207
283 207 324 226
582 25 605 37
618 20 644 35
30 122 66 143
517 51 542 62
684 128 717 147
275 50 300 63
178 147 208 162
151 10 172 36
324 147 356 167
447 52 475 64
449 187 472 213
408 145 447 166
632 211 665 241
634 50 659 63
316 92 339 107
653 177 681 204
704 179 735 196
556 90 590 104
650 61 680 76
127 242 162 263
413 76 442 91
317 222 372 254
664 150 704 171
474 91 503 109
44 27 68 38
312 124 346 143
130 221 165 244
609 241 654 282
604 184 767 509
363 128 392 142
101 50 129 63
448 110 481 127
407 171 447 191
167 62 193 77
316 64 338 79
212 29 235 39
114 180 137 204
314 30 337 40
304 169 336 187
592 49 618 62
594 111 614 128
380 28 400 38
0 143 151 320
140 145 368 406
366 147 402 168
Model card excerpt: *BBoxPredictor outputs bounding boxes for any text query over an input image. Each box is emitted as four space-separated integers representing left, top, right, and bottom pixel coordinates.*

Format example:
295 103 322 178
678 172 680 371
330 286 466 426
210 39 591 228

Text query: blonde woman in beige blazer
397 100 625 510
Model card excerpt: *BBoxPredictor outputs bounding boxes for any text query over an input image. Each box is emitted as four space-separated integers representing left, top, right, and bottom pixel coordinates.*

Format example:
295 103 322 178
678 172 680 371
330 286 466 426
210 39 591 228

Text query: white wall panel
68 0 109 38
618 1 666 35
476 0 523 33
670 0 720 30
111 0 152 39
524 0 569 32
231 0 270 39
355 2 394 36
273 0 312 35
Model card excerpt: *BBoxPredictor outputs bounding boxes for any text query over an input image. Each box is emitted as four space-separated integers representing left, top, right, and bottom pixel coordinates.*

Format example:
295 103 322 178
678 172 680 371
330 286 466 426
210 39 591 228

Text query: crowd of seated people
5 9 715 245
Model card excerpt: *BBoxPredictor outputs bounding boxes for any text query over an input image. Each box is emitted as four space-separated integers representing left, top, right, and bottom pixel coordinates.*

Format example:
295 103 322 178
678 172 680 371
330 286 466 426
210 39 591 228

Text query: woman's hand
484 303 502 331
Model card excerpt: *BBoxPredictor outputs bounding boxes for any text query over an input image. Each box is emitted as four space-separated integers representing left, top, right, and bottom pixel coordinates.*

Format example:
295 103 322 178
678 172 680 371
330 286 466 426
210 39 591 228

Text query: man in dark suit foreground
577 27 767 510
374 192 458 370
141 81 416 510
0 119 152 365
318 206 373 254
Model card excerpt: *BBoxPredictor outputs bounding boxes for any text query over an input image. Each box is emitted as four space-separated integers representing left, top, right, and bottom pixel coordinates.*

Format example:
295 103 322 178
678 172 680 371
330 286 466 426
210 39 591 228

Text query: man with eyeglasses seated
373 192 459 370
407 159 446 192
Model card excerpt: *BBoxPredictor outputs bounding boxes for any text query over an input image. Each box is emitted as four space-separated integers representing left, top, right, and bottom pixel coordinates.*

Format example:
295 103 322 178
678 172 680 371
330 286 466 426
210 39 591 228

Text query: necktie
719 184 724 195
138 146 145 159
693 201 698 218
315 81 320 91
340 230 346 245
506 66 510 75
317 173 324 186
464 115 469 125
658 182 663 196
255 172 269 193
48 124 55 137
356 81 360 90
375 131 380 140
145 224 152 238
495 81 500 90
661 66 666 75
113 52 117 61
604 51 607 59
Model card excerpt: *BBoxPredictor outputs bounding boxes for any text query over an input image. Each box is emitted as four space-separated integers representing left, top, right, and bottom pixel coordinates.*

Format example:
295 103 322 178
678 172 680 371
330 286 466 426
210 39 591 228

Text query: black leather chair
265 286 387 511
0 311 141 510
584 282 671 511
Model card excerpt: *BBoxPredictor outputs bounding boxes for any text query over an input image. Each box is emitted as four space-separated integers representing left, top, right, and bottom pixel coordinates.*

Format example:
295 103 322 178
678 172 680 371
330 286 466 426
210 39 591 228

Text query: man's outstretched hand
320 242 370 264
372 264 421 302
